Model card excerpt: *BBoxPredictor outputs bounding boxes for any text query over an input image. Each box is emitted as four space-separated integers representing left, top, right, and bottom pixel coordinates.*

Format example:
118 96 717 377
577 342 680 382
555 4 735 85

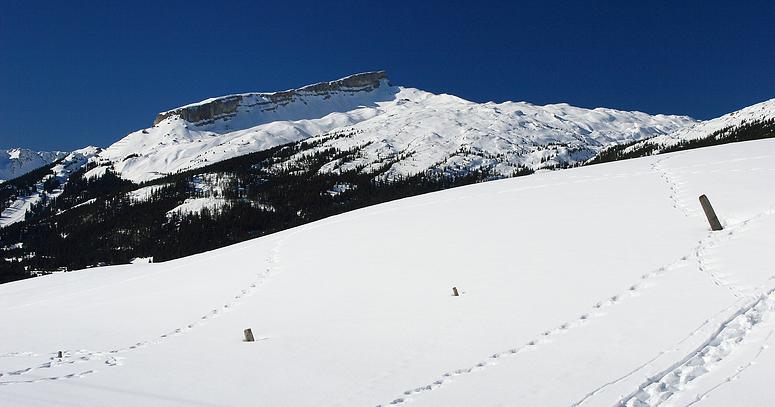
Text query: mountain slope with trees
0 73 771 283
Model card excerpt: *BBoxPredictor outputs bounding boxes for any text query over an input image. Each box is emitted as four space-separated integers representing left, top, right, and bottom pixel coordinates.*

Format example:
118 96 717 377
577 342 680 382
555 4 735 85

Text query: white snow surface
0 193 41 227
126 184 170 204
1 139 774 406
92 73 695 183
51 147 101 179
166 197 226 217
626 98 775 152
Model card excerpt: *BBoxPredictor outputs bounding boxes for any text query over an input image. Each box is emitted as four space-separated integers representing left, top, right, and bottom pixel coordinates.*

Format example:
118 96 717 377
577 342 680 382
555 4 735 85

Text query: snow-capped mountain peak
0 148 68 183
96 72 401 182
91 71 697 183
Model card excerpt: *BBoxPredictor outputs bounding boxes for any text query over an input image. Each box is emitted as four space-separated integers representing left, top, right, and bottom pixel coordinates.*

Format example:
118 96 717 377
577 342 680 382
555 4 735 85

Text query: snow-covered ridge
291 92 696 180
91 71 697 183
2 139 774 406
152 71 390 126
95 72 400 182
626 98 775 152
1 147 101 228
0 148 67 183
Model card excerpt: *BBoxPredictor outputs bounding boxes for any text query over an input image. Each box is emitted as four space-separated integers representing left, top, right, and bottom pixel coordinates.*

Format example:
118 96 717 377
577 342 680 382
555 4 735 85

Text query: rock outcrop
153 71 388 126
153 96 242 126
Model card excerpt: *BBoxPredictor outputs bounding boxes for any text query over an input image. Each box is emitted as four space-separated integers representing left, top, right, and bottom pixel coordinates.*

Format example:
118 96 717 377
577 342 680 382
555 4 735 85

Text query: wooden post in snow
57 351 63 358
699 194 723 231
452 287 460 297
243 328 255 342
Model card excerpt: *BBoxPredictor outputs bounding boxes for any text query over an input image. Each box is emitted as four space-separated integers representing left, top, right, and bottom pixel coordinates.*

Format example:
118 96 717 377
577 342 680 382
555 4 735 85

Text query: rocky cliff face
152 71 388 126
153 96 242 126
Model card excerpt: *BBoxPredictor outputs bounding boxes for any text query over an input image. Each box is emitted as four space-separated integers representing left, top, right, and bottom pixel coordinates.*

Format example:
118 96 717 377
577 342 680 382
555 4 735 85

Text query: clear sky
1 0 773 151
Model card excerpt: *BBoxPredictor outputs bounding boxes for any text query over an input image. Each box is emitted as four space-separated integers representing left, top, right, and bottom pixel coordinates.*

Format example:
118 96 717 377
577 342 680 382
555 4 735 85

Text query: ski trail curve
683 327 775 406
569 300 744 407
573 209 775 406
615 289 775 407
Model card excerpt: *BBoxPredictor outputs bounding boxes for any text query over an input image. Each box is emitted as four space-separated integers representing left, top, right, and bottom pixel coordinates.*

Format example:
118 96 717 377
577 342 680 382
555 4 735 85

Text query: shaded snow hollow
1 139 774 406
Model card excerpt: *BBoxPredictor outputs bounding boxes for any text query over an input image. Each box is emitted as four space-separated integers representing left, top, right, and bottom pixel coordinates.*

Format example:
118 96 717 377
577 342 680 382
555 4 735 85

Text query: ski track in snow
604 153 775 406
3 152 773 400
570 212 775 407
683 327 775 406
569 301 740 407
584 158 775 407
614 216 775 407
376 156 775 407
616 289 775 407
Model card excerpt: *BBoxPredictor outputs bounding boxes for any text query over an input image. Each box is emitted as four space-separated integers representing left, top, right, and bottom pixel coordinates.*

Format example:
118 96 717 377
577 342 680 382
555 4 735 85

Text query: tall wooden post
699 194 723 231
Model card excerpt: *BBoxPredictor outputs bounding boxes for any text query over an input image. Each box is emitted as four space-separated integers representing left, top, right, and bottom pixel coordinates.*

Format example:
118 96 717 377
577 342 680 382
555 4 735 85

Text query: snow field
0 139 774 406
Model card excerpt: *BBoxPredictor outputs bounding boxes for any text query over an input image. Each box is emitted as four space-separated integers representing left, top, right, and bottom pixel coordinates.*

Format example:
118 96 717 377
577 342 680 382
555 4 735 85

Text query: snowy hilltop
90 71 696 183
0 72 772 280
1 138 774 406
1 70 774 406
643 98 775 147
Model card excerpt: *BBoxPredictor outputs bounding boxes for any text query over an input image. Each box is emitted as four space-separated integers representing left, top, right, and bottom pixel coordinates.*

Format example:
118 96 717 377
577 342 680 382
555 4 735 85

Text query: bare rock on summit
152 71 388 126
153 95 242 127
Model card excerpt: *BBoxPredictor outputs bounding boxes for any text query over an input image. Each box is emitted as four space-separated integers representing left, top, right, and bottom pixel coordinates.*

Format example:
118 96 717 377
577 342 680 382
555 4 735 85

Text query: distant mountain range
0 149 68 183
1 71 772 282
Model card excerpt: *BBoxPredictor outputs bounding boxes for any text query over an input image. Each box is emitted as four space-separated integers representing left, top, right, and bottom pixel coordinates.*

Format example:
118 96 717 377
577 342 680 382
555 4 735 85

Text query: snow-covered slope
0 149 67 183
0 147 100 228
91 72 695 182
1 138 774 406
622 98 775 154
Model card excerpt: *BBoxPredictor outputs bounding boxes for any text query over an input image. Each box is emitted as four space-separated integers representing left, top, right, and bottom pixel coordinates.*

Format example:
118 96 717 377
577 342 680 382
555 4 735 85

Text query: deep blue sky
1 0 773 151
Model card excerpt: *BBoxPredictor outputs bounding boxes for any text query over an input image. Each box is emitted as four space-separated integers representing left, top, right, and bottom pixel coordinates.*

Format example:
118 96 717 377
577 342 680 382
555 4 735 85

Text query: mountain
88 71 695 183
589 99 775 164
1 72 773 282
0 147 101 229
2 138 774 406
0 148 68 183
644 98 775 147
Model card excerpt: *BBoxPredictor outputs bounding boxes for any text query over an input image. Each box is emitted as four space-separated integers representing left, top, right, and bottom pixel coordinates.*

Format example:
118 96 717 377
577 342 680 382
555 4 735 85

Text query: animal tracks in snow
377 157 775 406
376 255 690 406
0 231 295 387
650 156 696 218
0 350 107 386
692 208 775 299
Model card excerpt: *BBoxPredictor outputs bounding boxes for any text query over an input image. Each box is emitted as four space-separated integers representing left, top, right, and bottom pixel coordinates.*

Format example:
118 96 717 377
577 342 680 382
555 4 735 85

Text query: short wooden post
452 287 459 296
57 351 63 358
243 328 255 342
699 194 723 231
